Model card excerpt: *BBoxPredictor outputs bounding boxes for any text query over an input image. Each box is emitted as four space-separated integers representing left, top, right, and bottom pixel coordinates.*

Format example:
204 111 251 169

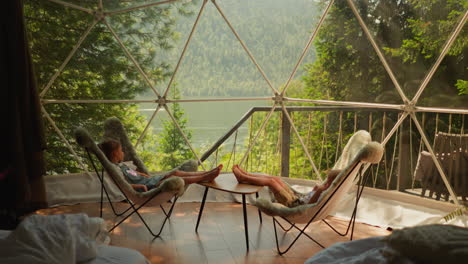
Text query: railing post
397 118 412 191
281 111 291 177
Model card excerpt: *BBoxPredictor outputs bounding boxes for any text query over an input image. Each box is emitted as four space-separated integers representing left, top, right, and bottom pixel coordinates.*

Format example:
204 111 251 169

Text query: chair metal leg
85 149 177 238
166 196 178 218
141 197 177 238
88 152 131 217
101 184 132 217
275 218 295 232
108 196 178 238
195 187 209 232
273 217 325 255
281 218 325 244
322 200 358 238
160 204 169 217
160 196 178 218
322 169 369 241
322 212 356 238
99 180 132 217
108 199 132 216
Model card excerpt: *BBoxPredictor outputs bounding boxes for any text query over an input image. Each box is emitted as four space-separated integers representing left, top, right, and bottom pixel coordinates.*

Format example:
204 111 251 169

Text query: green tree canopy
157 85 194 170
25 0 194 173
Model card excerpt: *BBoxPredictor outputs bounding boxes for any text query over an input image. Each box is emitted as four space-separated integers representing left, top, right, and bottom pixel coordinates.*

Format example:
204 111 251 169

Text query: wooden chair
416 132 468 201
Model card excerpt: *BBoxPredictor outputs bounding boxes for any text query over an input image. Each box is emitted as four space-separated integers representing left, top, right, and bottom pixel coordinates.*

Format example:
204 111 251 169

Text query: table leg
195 187 209 232
256 192 262 224
242 194 249 251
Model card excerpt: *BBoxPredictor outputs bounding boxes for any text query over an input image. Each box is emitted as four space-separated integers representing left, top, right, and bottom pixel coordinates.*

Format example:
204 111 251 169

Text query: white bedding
0 214 148 264
87 245 149 264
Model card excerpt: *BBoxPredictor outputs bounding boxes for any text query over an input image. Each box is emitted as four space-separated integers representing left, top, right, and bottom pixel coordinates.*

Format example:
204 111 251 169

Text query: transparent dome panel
24 0 95 93
44 0 98 10
346 0 467 102
290 0 395 105
281 101 403 182
43 102 155 174
173 0 273 99
417 25 467 108
42 22 153 101
106 0 200 97
178 99 269 171
195 101 266 171
239 110 282 175
103 0 185 12
286 110 321 180
140 102 200 171
215 0 330 92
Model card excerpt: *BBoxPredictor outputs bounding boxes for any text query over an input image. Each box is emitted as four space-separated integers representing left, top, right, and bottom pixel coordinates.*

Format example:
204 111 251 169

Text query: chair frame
85 148 178 238
272 162 369 255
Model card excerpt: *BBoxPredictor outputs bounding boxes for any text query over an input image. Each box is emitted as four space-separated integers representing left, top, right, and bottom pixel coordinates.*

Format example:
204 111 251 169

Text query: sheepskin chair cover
74 127 185 206
102 117 198 175
253 130 384 223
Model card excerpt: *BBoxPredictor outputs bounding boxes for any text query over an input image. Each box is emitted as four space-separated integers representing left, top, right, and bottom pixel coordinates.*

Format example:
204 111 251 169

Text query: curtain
0 0 47 229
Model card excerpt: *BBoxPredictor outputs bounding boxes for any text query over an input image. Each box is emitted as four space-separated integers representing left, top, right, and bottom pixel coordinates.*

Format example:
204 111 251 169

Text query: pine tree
24 0 195 173
157 85 193 170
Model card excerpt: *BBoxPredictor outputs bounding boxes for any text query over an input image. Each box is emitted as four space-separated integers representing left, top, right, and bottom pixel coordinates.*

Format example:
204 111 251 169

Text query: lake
139 99 270 158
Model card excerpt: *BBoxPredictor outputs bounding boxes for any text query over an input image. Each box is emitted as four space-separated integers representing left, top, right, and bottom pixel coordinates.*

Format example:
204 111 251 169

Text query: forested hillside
25 0 466 177
149 0 322 97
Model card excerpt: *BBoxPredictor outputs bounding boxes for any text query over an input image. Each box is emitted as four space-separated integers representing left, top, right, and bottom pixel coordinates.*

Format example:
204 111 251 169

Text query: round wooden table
195 173 263 251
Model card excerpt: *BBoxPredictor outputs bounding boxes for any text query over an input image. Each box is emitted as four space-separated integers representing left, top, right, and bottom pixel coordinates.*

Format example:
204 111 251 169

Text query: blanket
0 213 109 264
382 224 468 264
306 224 468 264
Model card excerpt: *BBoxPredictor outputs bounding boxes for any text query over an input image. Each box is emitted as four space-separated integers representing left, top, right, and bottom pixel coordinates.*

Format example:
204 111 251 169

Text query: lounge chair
253 130 384 254
74 117 197 238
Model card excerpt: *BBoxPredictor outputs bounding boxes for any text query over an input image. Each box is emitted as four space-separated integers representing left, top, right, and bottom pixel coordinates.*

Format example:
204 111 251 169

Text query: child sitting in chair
99 139 222 192
232 165 341 207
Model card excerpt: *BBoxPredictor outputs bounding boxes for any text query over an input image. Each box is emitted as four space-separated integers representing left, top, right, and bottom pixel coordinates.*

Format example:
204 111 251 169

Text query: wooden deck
36 202 390 264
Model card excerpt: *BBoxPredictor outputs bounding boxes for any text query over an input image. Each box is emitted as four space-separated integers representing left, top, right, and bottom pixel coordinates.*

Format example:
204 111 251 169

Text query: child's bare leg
234 165 287 186
232 166 295 205
232 166 284 192
178 165 222 185
174 165 222 177
174 171 206 176
234 165 290 190
234 165 275 178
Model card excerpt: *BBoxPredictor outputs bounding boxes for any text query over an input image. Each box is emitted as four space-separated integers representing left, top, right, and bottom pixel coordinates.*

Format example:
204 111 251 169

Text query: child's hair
98 139 121 161
326 169 341 182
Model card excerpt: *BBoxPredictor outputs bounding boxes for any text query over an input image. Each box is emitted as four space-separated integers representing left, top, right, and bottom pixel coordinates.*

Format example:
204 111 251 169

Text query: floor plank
36 202 390 263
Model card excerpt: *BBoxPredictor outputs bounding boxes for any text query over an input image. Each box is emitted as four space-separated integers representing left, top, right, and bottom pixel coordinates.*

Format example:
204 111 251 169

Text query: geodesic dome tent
27 0 467 208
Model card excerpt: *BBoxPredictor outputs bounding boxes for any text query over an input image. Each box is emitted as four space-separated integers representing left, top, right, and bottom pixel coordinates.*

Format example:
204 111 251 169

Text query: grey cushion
382 224 468 264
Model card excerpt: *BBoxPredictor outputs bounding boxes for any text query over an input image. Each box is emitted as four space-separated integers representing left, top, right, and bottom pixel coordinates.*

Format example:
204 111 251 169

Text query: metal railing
200 106 467 202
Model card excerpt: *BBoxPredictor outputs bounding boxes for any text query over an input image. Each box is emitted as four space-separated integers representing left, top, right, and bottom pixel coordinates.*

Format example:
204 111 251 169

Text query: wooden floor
36 202 390 264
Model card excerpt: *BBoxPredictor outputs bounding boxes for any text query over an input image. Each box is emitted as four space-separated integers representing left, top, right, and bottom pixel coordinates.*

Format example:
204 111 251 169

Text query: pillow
382 224 468 264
